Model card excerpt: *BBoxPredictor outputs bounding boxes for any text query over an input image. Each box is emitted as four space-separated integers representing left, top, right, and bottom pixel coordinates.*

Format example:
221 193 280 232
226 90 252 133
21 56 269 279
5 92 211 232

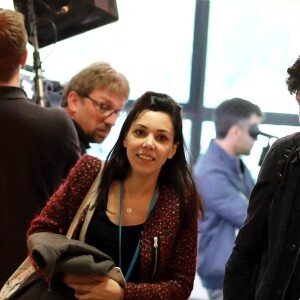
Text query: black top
72 120 90 154
85 204 143 282
0 86 81 287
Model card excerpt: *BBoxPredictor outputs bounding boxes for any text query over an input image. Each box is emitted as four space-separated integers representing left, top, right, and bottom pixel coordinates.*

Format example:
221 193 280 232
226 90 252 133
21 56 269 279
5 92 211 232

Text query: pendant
126 207 133 214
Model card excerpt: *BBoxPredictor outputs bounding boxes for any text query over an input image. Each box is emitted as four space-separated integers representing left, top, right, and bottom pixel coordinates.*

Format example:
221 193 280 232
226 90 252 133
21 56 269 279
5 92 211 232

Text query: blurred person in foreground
224 57 300 300
0 8 80 287
28 91 203 299
61 62 130 154
194 98 263 300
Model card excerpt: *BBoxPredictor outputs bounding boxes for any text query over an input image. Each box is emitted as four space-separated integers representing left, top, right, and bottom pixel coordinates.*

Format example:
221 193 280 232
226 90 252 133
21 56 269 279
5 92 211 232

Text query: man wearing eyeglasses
61 62 130 154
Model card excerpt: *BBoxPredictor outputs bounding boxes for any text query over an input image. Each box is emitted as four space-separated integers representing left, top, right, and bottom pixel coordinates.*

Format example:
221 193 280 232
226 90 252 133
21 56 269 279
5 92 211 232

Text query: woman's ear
123 139 127 148
168 142 179 159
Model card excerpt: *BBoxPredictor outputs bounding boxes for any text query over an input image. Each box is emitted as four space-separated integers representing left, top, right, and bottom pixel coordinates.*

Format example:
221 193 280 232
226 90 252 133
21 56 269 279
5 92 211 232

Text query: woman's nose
143 136 155 149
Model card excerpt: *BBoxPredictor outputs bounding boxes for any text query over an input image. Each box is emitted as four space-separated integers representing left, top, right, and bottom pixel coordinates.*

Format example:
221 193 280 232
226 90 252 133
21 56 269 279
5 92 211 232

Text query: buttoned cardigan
28 154 199 300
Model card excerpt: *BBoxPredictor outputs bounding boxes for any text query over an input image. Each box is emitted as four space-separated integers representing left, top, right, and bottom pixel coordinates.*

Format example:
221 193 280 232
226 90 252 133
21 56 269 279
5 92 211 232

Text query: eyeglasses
83 95 125 118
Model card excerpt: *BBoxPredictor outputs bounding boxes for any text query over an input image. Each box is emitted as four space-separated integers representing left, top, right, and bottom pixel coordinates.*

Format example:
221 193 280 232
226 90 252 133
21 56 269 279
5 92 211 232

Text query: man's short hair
0 9 28 82
286 56 300 95
214 98 263 138
61 62 130 107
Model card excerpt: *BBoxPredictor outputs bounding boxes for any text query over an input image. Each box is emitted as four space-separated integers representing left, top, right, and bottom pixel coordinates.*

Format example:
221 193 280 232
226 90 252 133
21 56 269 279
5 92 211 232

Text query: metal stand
27 0 46 107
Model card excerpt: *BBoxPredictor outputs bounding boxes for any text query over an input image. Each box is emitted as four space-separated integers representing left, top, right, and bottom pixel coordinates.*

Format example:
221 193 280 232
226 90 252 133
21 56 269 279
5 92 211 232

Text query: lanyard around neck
119 181 157 280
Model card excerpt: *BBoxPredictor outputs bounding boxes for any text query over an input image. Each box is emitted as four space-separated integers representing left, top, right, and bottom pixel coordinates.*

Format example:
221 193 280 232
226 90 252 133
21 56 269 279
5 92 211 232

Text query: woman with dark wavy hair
28 91 203 300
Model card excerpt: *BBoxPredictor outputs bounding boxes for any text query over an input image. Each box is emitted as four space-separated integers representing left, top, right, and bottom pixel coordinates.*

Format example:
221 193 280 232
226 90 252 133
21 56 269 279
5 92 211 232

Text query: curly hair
286 56 300 95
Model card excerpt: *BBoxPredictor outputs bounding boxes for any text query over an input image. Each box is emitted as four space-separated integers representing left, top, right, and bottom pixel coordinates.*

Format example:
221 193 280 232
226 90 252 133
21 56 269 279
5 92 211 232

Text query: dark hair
214 98 263 138
97 91 203 220
286 56 300 94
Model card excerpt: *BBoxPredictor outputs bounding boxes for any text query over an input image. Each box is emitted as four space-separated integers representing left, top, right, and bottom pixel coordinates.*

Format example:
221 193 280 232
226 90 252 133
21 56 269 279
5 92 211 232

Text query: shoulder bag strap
66 161 105 240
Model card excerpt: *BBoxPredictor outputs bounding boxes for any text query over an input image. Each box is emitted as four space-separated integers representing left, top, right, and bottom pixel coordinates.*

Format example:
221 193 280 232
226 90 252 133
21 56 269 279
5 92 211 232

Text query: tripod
27 0 46 107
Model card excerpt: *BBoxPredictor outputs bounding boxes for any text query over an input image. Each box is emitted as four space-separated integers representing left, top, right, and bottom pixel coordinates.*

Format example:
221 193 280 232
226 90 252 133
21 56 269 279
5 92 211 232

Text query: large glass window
204 0 300 114
201 0 300 179
3 0 300 177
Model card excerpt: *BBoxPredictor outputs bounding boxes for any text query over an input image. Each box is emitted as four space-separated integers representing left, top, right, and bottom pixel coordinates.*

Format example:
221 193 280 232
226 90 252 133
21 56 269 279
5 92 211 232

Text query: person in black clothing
61 62 130 154
224 56 300 300
0 8 81 287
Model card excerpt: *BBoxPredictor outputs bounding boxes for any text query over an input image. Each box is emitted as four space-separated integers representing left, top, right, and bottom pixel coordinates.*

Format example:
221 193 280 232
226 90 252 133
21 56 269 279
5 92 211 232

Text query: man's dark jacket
224 132 300 300
0 87 80 287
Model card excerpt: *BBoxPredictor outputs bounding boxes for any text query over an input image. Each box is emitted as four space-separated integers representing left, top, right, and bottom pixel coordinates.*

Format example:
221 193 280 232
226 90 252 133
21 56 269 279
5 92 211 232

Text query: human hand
63 273 124 300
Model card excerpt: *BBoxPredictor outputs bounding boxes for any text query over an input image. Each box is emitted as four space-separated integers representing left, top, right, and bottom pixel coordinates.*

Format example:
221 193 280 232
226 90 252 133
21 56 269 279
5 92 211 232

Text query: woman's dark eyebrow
133 123 171 135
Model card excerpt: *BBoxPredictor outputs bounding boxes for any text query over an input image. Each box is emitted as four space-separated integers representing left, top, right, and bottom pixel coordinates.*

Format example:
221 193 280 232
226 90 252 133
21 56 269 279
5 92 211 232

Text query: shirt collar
0 86 28 100
211 140 240 173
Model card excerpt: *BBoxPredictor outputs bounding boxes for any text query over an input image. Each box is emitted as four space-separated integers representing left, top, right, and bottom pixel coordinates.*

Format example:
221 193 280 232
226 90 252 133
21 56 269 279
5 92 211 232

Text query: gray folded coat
6 232 118 300
27 232 116 279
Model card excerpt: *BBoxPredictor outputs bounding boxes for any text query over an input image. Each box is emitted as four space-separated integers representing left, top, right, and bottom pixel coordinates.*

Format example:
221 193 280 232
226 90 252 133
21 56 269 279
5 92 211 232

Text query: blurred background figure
194 98 263 300
0 8 81 287
61 62 130 154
